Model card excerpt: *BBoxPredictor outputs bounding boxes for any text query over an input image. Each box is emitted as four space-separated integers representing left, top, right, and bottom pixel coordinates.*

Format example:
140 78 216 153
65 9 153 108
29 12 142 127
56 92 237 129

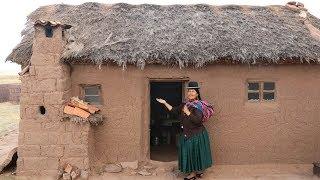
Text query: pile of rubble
63 97 104 126
103 160 181 177
59 163 88 180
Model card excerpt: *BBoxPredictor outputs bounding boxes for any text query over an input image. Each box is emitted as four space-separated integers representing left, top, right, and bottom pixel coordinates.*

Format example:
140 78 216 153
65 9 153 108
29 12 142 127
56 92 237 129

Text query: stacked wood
69 97 99 114
63 96 100 119
18 63 30 76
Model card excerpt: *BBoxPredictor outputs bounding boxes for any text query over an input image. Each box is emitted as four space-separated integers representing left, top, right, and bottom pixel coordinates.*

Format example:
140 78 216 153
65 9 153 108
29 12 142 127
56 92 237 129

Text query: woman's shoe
184 176 196 180
196 172 204 178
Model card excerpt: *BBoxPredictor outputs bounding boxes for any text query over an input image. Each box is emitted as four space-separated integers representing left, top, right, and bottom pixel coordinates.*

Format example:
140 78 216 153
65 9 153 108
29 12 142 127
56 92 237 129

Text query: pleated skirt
178 129 213 173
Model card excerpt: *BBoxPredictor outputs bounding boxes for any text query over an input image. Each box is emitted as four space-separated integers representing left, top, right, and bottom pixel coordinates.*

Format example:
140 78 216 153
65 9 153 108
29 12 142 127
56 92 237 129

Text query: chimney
32 20 71 65
18 19 93 176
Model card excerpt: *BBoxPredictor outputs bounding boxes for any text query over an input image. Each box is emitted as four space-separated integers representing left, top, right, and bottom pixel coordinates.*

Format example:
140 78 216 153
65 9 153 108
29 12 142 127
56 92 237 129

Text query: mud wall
71 64 320 165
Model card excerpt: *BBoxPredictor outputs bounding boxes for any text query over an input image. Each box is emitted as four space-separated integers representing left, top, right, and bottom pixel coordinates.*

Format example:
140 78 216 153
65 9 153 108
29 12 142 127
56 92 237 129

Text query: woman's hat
186 81 200 89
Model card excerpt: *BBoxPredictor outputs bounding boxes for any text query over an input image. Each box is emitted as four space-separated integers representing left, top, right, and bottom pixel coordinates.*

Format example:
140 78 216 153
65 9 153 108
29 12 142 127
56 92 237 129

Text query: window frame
247 81 276 102
80 84 103 105
247 82 260 102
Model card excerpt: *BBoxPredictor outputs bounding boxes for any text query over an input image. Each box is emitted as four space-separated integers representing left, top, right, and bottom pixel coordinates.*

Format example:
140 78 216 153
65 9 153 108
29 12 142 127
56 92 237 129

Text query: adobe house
6 2 320 176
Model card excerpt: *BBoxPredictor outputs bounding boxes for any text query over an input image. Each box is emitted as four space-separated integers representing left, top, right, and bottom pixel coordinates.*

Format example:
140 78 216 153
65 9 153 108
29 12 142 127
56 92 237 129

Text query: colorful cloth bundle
184 100 214 122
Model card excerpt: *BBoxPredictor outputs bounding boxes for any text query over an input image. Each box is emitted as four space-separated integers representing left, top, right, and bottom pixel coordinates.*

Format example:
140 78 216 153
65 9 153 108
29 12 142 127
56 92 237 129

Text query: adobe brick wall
0 84 20 103
0 85 10 102
8 84 21 103
17 24 92 176
71 64 320 166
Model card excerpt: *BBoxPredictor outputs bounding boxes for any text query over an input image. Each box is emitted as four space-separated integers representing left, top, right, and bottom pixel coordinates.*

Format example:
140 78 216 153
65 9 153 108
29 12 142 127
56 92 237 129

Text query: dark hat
186 81 200 89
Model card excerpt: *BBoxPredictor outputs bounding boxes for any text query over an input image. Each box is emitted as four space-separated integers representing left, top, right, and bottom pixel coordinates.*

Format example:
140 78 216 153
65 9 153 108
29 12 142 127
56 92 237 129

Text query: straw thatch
6 2 320 68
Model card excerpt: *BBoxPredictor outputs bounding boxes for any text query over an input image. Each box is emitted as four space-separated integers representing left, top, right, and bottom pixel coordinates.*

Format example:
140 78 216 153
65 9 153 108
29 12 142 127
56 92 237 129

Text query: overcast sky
0 0 319 75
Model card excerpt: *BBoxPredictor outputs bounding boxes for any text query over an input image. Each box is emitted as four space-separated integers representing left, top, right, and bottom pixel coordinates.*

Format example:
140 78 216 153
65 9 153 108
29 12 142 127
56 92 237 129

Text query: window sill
247 100 276 103
89 104 103 107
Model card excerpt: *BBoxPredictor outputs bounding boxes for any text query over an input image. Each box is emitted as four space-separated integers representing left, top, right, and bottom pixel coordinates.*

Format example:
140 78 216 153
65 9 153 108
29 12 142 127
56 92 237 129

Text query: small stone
64 164 73 173
143 165 154 169
71 171 79 179
171 168 181 176
63 173 71 180
57 168 64 179
299 11 307 18
75 168 81 176
120 160 138 169
154 166 174 175
80 170 89 179
104 163 122 173
130 171 137 175
138 169 151 176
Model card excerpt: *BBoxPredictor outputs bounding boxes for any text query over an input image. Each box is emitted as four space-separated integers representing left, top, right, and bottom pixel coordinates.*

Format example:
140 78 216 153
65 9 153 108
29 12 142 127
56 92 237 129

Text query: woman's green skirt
178 129 213 173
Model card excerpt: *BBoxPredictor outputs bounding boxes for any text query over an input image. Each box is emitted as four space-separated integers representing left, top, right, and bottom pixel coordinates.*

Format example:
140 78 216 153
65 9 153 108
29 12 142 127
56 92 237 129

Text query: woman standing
156 81 213 180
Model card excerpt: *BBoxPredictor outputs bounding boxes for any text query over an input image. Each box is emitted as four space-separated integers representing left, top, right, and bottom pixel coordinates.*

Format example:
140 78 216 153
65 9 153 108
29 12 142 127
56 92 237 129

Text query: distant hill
0 74 20 85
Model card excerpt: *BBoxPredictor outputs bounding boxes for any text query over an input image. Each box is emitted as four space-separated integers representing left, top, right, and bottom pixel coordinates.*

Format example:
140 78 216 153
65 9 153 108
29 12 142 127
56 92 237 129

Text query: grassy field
0 75 20 85
0 102 19 137
0 73 20 137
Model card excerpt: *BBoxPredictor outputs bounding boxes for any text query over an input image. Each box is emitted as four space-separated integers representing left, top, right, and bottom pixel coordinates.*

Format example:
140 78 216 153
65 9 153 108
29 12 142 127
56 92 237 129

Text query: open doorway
149 81 184 162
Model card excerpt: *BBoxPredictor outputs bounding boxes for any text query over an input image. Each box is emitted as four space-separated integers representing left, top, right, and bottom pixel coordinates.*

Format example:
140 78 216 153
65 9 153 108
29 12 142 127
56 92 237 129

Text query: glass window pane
263 82 275 90
84 86 99 95
248 82 259 90
248 92 259 100
263 92 274 100
84 96 100 104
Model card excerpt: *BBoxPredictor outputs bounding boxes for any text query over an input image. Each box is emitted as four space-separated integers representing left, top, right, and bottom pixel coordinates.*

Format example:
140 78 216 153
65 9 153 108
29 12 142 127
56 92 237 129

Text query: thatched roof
6 2 320 68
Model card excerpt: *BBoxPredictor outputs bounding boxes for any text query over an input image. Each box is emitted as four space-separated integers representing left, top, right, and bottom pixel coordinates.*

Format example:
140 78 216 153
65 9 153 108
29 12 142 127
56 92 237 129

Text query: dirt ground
0 163 317 179
0 102 19 138
95 163 318 180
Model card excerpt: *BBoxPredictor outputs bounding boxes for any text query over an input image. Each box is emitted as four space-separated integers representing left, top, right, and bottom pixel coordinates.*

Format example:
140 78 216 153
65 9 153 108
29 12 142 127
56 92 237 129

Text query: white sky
0 0 319 75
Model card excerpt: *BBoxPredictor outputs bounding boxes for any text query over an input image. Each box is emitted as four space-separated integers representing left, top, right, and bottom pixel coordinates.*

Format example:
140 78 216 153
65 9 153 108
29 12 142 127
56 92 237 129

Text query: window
44 24 53 38
82 85 102 105
247 81 275 101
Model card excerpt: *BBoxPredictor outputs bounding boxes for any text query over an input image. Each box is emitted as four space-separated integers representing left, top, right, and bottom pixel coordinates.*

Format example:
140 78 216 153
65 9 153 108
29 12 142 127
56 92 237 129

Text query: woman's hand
183 105 191 116
157 98 173 111
156 98 166 104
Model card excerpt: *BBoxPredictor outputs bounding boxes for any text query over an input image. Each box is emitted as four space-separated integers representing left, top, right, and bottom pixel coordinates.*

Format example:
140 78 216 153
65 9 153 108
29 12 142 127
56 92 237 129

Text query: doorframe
140 77 189 161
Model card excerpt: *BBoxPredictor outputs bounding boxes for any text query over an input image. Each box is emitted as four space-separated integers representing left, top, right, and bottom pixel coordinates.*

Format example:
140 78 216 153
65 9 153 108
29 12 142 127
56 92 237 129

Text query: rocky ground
93 161 318 180
2 160 318 179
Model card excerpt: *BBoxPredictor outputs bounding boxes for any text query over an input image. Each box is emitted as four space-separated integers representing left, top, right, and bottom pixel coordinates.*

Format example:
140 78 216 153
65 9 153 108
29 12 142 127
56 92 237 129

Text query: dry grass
0 75 20 85
0 102 20 137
